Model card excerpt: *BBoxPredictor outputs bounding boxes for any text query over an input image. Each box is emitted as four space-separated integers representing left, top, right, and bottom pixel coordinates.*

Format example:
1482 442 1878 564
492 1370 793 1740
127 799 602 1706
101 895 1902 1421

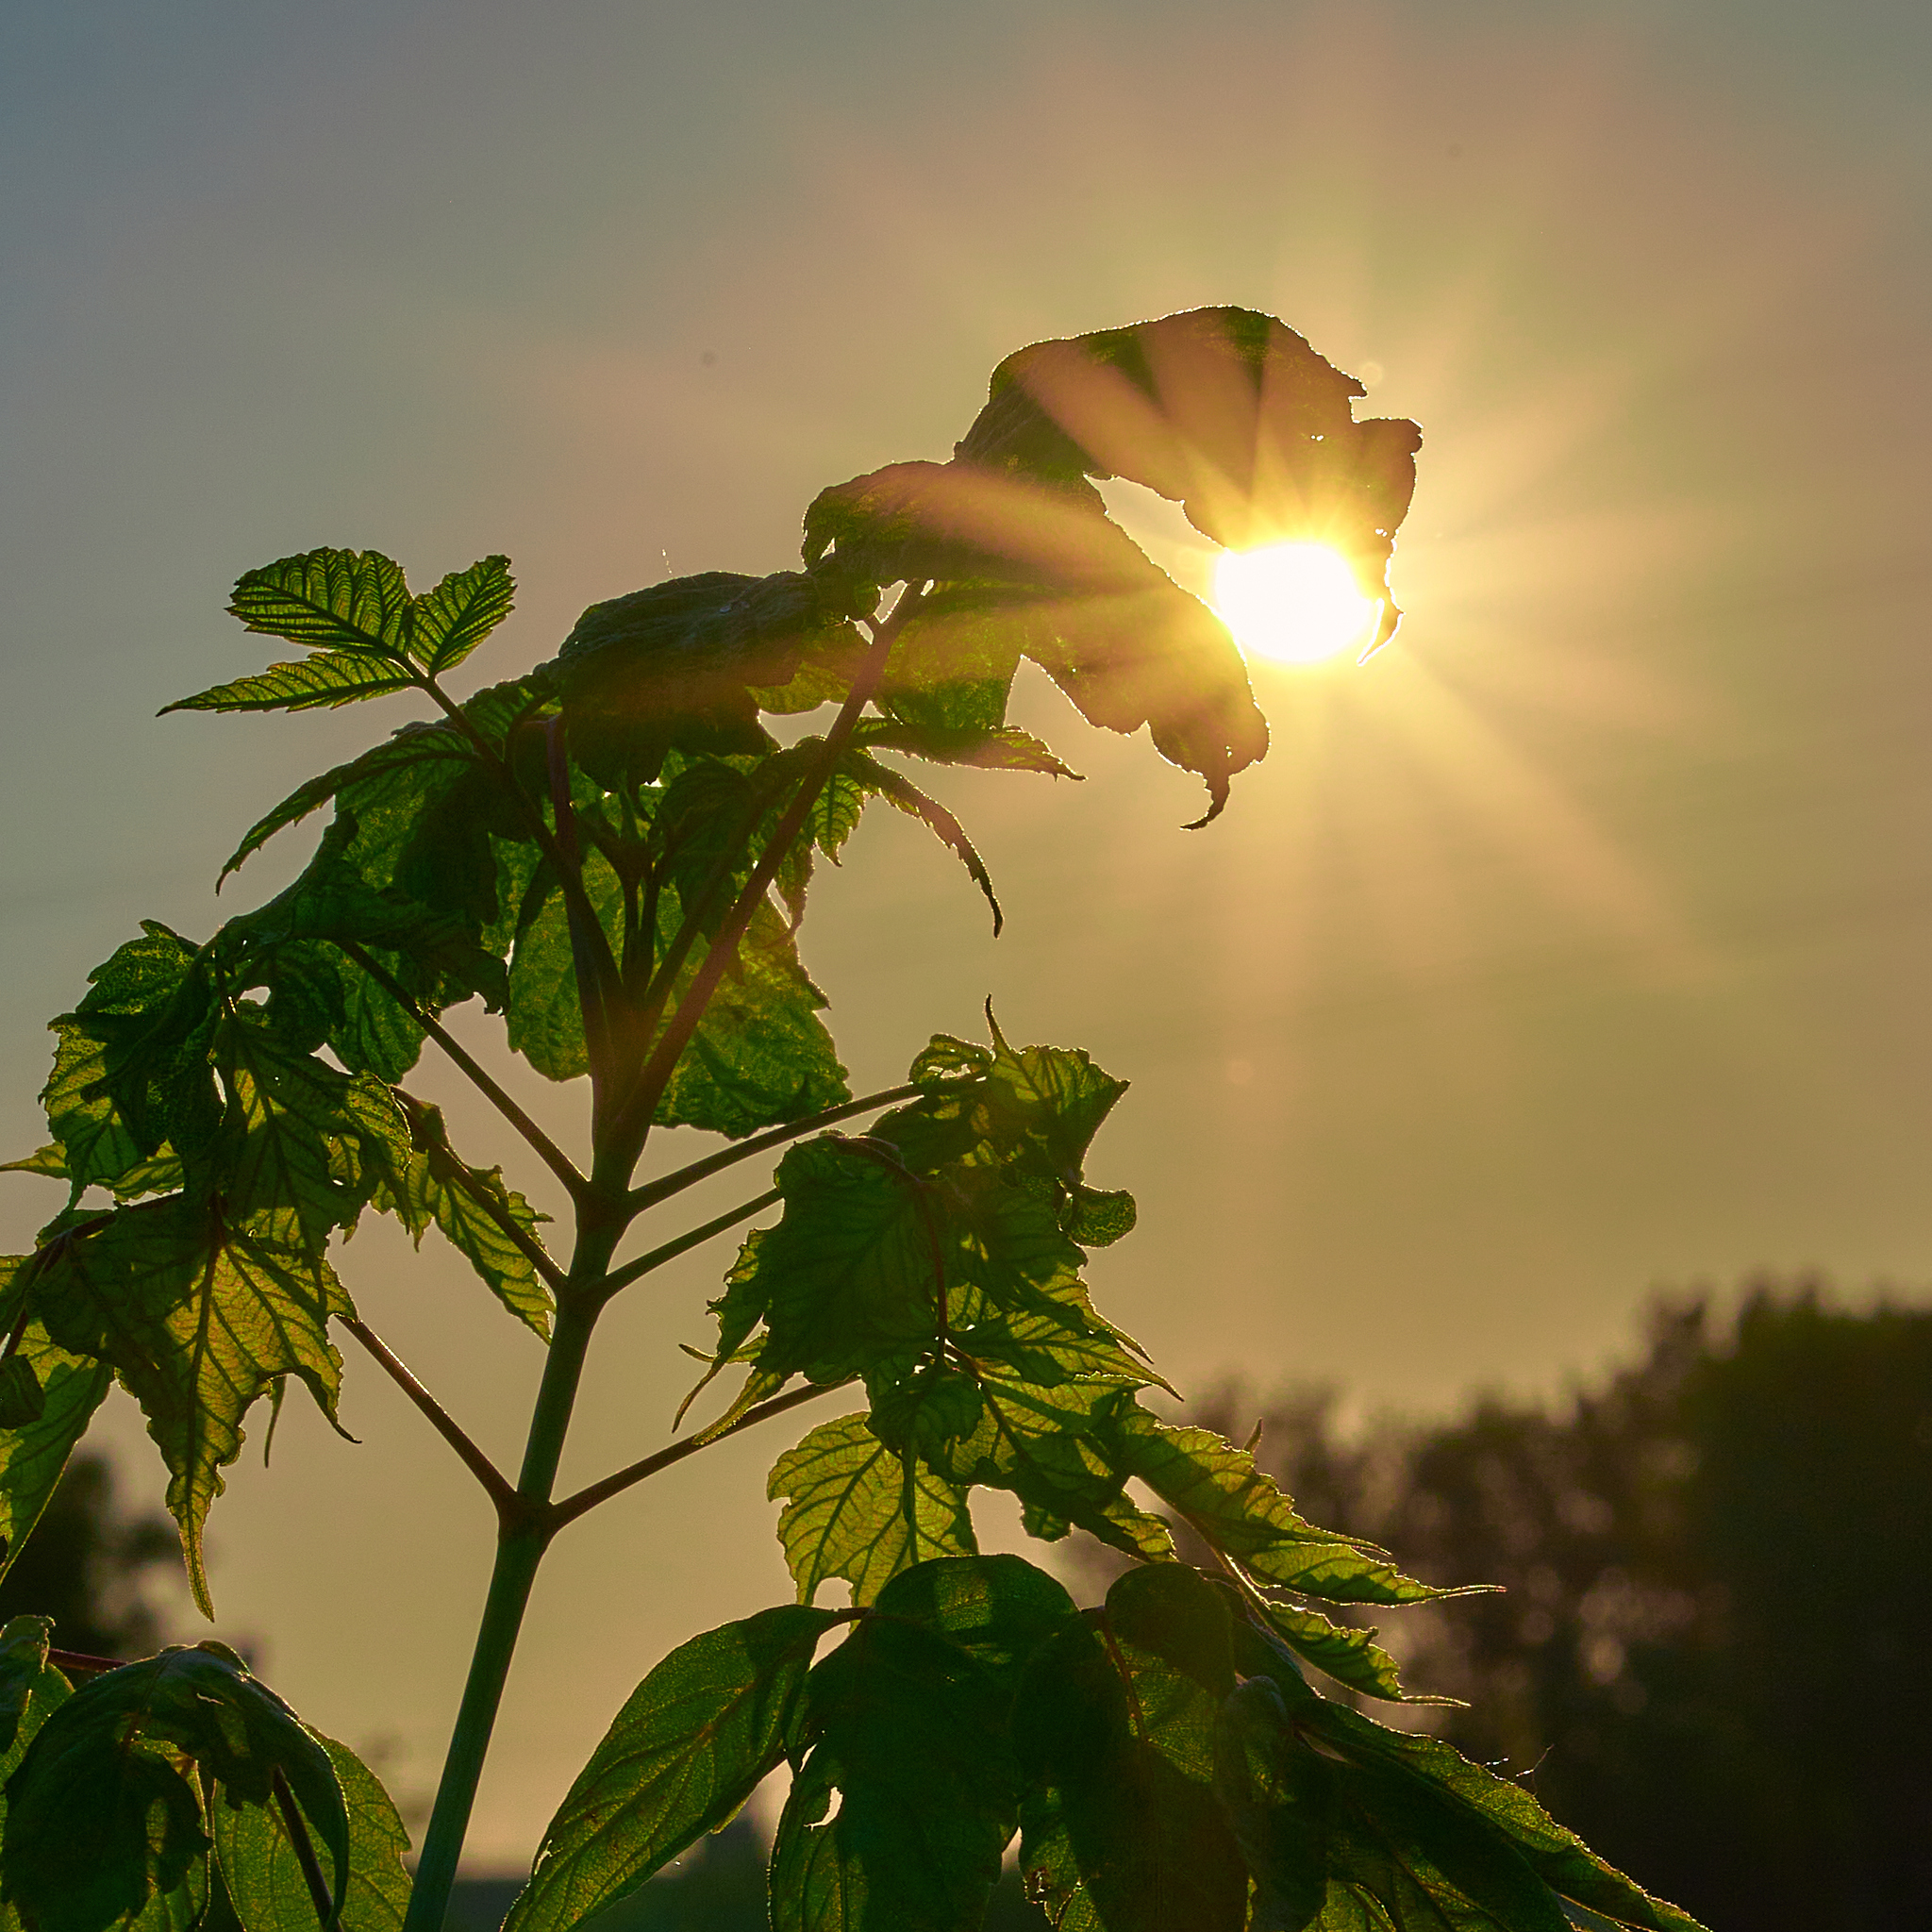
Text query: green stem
399 1221 615 1932
593 1189 780 1309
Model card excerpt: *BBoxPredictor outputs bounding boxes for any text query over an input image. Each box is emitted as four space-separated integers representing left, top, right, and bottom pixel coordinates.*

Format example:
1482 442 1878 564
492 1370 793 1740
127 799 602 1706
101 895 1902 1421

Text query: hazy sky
4 0 1930 1870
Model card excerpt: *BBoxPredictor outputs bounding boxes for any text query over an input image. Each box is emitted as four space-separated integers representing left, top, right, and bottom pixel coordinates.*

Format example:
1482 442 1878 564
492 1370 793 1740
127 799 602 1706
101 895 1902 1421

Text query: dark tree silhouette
1122 1285 1932 1932
0 1452 179 1658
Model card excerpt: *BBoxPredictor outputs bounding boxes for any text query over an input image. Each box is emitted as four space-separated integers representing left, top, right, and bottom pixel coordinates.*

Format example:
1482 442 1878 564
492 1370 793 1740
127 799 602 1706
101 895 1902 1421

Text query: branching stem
594 1188 781 1307
340 942 587 1206
341 1317 517 1519
547 1377 845 1533
625 1080 933 1214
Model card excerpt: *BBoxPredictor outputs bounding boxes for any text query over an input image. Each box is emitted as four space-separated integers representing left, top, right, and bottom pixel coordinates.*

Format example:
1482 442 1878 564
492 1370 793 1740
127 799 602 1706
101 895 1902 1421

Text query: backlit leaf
29 1201 352 1616
408 555 514 675
228 550 411 658
506 1606 841 1932
212 1732 410 1932
161 654 418 716
0 1267 112 1589
4 1644 348 1932
769 1413 976 1606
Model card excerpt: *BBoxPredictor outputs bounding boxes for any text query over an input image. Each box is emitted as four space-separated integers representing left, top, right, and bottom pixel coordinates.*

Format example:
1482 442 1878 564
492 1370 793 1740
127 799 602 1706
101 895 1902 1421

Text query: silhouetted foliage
1151 1284 1932 1932
0 1451 177 1658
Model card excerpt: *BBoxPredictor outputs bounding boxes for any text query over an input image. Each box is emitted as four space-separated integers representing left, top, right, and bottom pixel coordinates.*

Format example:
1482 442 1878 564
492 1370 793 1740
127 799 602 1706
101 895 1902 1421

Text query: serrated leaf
844 750 1003 935
362 1096 552 1340
211 1731 410 1932
0 1146 67 1182
732 1141 939 1386
771 1614 1018 1932
1116 1409 1455 1608
228 550 411 658
1257 1601 1429 1706
30 1202 352 1617
506 1606 841 1932
407 554 514 675
769 1413 977 1606
3 1645 348 1932
0 1267 113 1591
162 654 418 717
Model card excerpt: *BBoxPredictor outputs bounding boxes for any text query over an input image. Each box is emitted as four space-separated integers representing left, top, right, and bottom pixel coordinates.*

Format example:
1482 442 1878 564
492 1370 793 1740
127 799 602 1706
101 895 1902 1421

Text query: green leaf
770 1614 1019 1932
0 1616 71 1760
730 1140 940 1386
769 1413 977 1606
0 1145 67 1182
359 1095 553 1340
0 1359 42 1432
30 1201 353 1617
1115 1409 1455 1607
227 550 412 659
161 654 418 717
1291 1700 1709 1932
3 1644 348 1932
1215 1676 1578 1932
0 1272 113 1590
1013 1569 1247 1932
407 555 514 675
843 751 1003 935
871 1554 1076 1695
1255 1600 1430 1707
211 1732 411 1932
506 1606 841 1932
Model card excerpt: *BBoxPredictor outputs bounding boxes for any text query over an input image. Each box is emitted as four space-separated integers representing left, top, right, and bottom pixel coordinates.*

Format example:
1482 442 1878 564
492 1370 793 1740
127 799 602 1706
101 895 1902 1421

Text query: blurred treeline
1141 1283 1932 1932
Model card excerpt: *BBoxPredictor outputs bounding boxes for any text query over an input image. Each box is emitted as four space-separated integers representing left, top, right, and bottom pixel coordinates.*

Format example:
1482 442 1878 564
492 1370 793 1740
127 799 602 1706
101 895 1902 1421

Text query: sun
1212 541 1379 666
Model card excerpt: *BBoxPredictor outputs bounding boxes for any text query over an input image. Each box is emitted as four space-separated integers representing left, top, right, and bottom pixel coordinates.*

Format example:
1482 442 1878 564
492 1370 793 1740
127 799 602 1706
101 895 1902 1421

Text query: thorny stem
340 942 586 1207
340 1317 517 1519
593 1188 781 1308
548 1377 845 1532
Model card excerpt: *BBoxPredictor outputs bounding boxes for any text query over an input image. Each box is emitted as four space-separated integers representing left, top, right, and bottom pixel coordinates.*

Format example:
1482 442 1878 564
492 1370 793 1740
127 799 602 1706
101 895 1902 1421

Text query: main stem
399 1207 622 1932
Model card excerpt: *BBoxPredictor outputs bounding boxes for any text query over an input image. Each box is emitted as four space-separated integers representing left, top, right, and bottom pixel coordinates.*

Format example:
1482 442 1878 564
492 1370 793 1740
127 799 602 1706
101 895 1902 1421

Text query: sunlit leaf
161 654 418 716
408 554 514 675
211 1731 411 1932
769 1413 976 1606
227 550 412 658
29 1201 352 1616
506 1607 841 1932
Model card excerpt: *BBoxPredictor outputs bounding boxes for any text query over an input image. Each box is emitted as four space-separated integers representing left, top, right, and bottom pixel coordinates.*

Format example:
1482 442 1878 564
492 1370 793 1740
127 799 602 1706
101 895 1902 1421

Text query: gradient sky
4 0 1930 1869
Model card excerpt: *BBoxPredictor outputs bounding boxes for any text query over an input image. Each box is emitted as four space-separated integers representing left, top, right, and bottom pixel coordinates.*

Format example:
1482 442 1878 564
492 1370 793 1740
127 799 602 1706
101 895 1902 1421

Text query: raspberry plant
0 310 1702 1932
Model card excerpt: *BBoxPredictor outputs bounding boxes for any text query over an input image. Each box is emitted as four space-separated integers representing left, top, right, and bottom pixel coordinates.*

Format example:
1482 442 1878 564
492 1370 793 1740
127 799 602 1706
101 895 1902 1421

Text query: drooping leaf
1255 1600 1432 1707
161 654 419 717
226 550 412 659
956 307 1422 645
358 1094 553 1340
407 554 514 675
29 1201 353 1616
768 1413 976 1606
505 1607 842 1932
211 1731 411 1932
842 751 1003 935
770 1613 1019 1932
3 1645 348 1932
1013 1567 1247 1932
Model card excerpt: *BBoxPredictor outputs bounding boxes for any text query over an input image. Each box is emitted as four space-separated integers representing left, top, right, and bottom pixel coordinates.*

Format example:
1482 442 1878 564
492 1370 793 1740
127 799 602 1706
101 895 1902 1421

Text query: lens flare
1212 541 1378 666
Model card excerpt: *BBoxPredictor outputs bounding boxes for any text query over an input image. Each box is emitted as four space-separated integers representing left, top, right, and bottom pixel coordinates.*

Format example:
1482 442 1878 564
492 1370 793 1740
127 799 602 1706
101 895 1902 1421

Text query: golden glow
1212 542 1378 666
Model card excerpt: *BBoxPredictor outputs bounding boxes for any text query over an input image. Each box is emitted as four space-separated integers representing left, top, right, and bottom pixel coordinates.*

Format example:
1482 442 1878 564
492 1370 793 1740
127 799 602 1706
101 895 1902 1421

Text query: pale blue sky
3 0 1929 1868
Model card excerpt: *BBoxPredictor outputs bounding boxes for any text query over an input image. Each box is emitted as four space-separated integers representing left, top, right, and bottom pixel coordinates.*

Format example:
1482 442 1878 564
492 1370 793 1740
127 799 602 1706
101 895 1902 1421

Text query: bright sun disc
1212 541 1377 665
